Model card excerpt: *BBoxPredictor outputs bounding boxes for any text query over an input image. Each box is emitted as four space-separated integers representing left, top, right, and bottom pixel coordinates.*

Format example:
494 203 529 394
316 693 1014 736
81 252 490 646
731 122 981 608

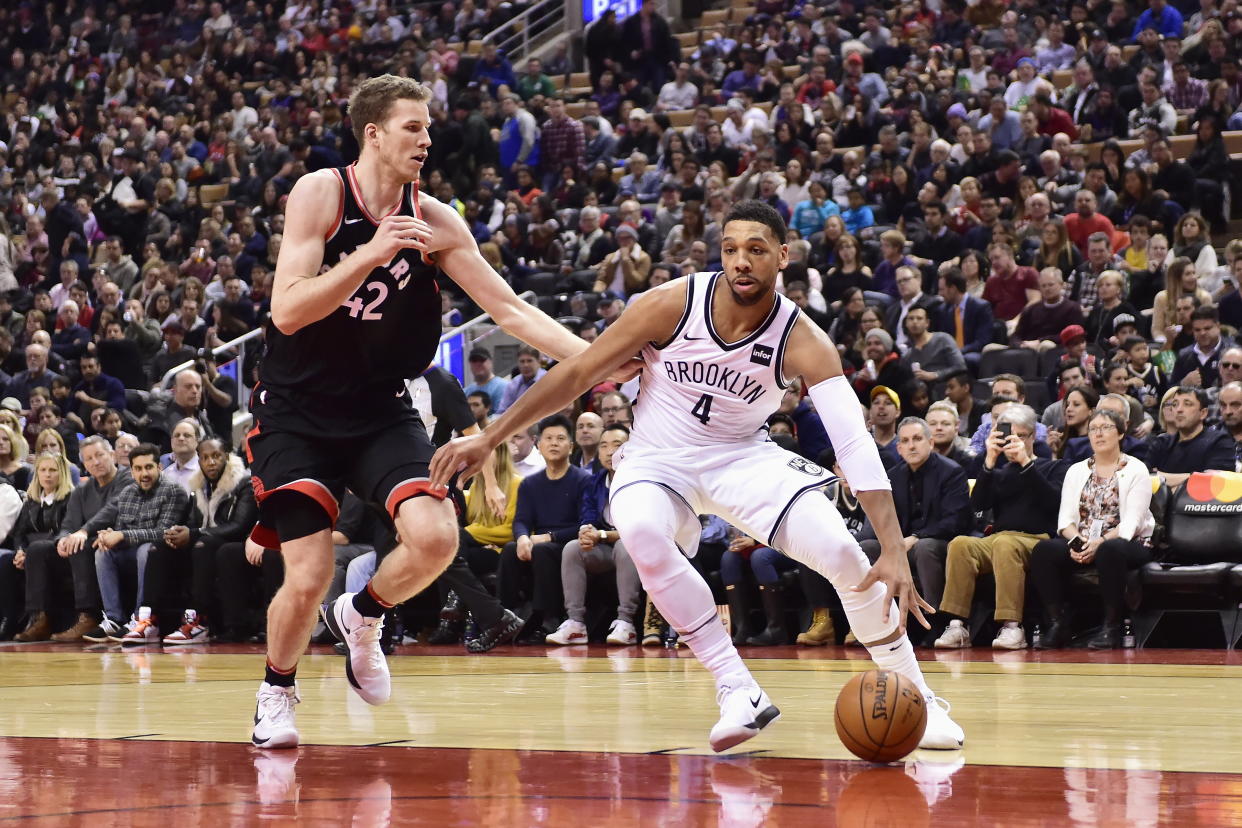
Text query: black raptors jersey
256 164 442 436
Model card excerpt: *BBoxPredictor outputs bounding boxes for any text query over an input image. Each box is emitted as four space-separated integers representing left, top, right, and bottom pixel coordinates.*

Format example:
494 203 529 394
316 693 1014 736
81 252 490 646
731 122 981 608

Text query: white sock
680 608 754 691
866 635 933 700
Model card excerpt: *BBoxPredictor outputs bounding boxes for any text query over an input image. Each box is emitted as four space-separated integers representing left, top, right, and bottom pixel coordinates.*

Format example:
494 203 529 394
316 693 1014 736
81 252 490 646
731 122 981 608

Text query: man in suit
937 268 995 372
616 152 662 205
884 266 942 350
859 417 971 645
1171 306 1235 390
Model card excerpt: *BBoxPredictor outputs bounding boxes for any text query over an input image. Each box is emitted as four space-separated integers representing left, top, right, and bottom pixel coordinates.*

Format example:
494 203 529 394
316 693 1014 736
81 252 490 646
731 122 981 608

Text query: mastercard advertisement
1182 471 1242 514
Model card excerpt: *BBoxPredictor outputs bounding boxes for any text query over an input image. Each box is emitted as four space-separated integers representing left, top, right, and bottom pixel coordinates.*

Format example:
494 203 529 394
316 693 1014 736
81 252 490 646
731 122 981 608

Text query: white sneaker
251 682 300 749
992 624 1027 650
919 695 965 750
605 619 637 645
708 683 781 753
933 619 971 649
545 619 588 645
322 593 391 706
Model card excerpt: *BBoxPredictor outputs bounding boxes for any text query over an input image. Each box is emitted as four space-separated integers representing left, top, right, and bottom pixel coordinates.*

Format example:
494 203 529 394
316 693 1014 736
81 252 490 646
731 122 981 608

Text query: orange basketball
834 669 928 763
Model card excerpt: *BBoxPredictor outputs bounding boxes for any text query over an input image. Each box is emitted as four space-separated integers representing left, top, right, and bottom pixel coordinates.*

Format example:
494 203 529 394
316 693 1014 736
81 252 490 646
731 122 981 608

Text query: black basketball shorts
245 410 444 549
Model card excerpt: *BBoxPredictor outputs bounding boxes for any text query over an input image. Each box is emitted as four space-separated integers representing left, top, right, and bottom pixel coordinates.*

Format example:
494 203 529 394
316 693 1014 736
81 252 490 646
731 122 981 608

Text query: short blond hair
349 75 432 147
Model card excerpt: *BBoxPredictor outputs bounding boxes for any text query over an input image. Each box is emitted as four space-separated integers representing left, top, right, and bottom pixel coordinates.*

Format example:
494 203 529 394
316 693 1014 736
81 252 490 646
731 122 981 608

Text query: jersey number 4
342 280 389 320
691 393 714 424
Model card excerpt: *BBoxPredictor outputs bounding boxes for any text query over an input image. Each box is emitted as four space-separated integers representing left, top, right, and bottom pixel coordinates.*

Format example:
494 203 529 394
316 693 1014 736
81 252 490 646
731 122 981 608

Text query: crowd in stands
1 0 1242 651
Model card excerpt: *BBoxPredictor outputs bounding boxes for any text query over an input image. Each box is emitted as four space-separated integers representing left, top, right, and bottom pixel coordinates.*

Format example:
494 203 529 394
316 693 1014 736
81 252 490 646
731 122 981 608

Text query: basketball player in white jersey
432 201 965 752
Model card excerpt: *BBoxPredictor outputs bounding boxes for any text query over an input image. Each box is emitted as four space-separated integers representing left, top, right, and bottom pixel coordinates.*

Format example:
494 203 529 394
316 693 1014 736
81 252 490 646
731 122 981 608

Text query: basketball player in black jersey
249 76 603 748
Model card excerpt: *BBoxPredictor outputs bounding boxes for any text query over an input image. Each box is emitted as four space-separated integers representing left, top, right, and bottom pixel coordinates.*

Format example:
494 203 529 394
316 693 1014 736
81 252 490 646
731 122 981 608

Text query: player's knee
282 564 332 604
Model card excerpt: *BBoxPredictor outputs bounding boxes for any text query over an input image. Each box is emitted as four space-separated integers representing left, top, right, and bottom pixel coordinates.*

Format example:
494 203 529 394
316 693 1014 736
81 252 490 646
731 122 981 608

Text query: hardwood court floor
2 643 1241 825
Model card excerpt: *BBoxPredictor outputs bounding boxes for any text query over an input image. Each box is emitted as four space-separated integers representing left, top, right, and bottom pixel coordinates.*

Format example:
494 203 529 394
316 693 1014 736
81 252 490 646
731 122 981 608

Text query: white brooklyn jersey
631 271 800 449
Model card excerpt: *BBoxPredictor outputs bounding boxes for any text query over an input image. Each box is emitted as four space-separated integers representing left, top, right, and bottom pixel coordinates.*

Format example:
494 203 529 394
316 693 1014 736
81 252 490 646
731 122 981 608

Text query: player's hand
245 538 266 567
366 215 433 264
59 530 87 557
608 356 643 384
430 433 493 488
852 547 934 633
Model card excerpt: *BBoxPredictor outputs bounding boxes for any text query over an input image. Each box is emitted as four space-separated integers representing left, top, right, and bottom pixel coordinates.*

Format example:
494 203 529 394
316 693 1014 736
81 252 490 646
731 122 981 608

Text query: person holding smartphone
1029 407 1155 650
934 404 1068 650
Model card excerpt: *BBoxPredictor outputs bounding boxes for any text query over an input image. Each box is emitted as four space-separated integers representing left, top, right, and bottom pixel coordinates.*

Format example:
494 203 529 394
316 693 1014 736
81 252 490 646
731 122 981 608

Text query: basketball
834 669 928 763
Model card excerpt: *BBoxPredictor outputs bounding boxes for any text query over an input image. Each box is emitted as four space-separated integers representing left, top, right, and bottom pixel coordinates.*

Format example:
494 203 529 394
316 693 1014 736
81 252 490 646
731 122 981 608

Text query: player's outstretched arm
429 281 688 487
783 319 933 633
271 171 433 334
426 198 596 363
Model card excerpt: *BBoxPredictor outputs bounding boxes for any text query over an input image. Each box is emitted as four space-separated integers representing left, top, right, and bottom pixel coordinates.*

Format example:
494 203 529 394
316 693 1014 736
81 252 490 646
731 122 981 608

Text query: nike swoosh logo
749 693 763 708
344 217 365 224
684 334 704 341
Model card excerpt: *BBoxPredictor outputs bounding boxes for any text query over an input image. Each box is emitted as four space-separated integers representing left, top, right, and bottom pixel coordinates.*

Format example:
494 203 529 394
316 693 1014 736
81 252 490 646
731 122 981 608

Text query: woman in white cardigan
1029 407 1155 650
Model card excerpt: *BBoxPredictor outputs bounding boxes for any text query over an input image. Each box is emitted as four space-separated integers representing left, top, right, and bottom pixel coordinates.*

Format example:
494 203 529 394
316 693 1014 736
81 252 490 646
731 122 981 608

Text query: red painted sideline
2 738 1238 826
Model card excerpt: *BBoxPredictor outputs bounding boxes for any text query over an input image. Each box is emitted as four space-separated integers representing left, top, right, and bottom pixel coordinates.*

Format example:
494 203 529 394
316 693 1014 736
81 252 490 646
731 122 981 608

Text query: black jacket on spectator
890 453 971 540
883 293 941 341
1170 337 1235 387
142 394 214 454
4 495 69 550
186 455 257 546
935 295 995 356
1145 427 1237 475
970 456 1067 535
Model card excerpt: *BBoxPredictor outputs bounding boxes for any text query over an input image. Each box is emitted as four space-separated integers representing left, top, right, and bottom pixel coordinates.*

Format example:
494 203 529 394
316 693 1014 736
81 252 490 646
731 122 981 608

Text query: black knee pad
269 490 334 543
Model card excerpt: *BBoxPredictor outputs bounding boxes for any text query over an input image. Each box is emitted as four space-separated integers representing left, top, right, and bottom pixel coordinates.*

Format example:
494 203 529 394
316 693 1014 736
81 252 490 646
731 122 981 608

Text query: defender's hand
430 433 493 488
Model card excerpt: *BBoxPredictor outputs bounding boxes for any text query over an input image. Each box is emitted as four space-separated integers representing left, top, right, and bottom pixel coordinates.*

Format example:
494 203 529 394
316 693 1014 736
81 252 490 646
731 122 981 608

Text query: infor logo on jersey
750 344 773 366
787 457 824 476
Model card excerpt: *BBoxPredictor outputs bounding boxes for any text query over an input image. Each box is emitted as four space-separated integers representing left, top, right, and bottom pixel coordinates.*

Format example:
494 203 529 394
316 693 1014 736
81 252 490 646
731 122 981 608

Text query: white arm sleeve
807 375 892 493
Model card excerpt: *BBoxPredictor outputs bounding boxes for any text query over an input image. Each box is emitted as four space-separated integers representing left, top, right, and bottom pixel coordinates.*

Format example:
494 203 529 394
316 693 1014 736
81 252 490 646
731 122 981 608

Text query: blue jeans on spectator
346 550 377 594
721 546 797 587
95 542 153 624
